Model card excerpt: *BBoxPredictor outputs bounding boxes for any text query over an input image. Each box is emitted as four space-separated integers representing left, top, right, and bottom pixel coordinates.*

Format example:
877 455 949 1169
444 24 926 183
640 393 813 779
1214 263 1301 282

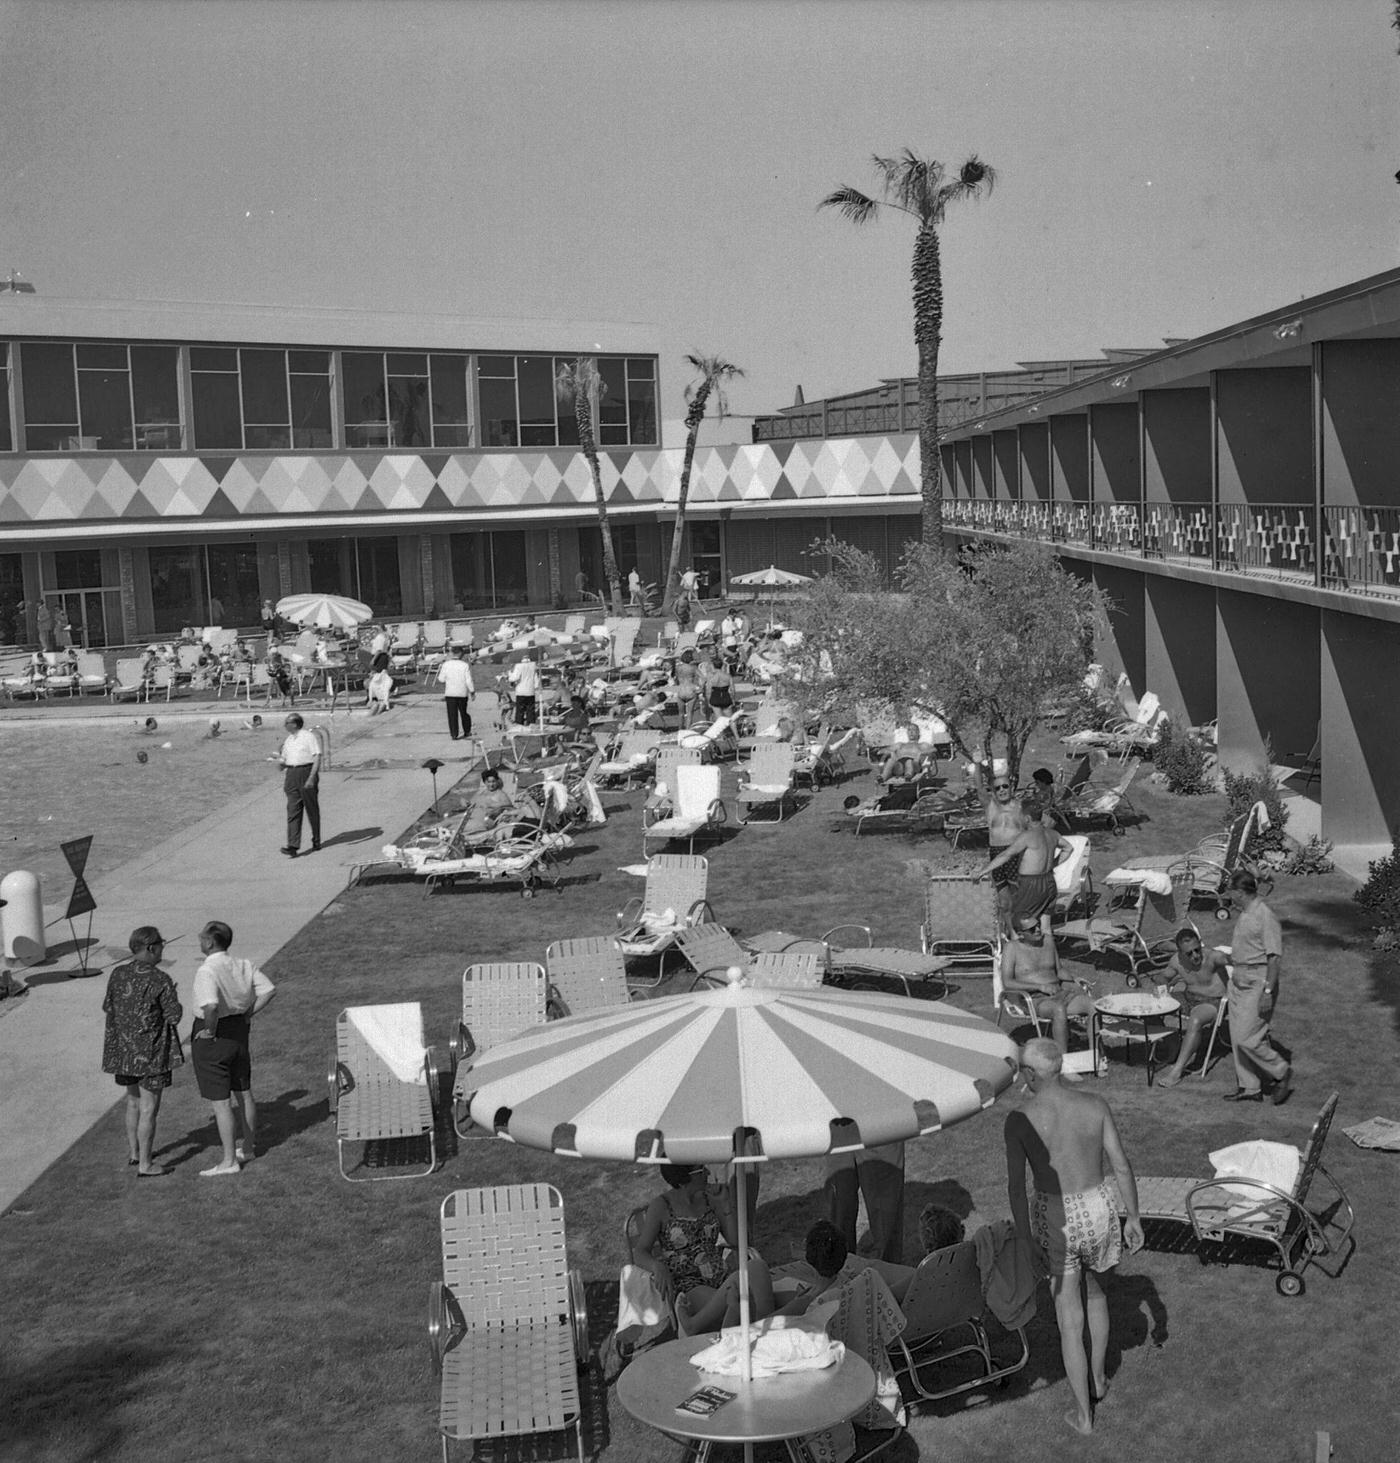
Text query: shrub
1062 684 1116 736
1153 717 1214 796
1354 844 1400 945
1221 755 1289 852
1275 835 1335 877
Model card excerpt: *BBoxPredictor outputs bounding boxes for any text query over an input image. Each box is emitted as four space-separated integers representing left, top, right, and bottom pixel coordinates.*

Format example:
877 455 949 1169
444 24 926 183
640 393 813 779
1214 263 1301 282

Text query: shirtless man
999 913 1094 1059
972 761 1027 933
1155 928 1230 1088
977 805 1071 936
1005 1037 1143 1436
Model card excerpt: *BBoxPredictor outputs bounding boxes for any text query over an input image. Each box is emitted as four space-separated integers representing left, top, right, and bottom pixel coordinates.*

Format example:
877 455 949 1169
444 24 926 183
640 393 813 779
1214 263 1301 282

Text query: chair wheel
1276 1270 1305 1298
1215 908 1231 921
1124 974 1140 990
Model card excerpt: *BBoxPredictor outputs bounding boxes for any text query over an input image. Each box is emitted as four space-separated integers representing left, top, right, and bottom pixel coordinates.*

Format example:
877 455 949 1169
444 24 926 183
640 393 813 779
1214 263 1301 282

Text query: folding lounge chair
843 785 948 838
544 936 634 1017
430 1185 588 1463
817 926 952 998
108 657 148 702
595 730 662 787
890 1237 1030 1404
419 620 449 671
675 715 738 762
390 622 422 669
1062 761 1140 835
642 762 727 855
919 875 999 975
1125 804 1266 920
74 651 108 695
40 652 77 697
1056 868 1193 987
1286 724 1321 794
735 742 797 824
1051 834 1094 922
449 964 547 1136
746 949 824 989
329 1002 439 1182
675 922 754 988
616 853 715 981
447 622 475 652
1133 1092 1355 1297
992 940 1096 1063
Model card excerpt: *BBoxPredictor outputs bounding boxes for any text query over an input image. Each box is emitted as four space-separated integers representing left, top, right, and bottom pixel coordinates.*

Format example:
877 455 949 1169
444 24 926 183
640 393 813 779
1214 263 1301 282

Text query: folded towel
1209 1140 1300 1208
1105 866 1173 895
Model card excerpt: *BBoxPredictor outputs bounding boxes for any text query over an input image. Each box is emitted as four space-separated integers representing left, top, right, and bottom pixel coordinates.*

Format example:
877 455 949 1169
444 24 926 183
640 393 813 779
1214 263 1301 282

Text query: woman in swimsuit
631 1164 774 1333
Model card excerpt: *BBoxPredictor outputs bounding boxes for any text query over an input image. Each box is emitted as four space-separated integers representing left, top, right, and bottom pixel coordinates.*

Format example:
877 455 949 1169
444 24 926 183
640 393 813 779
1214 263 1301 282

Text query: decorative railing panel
1217 502 1314 579
1093 502 1141 552
1322 505 1400 595
1143 501 1213 561
1052 501 1091 545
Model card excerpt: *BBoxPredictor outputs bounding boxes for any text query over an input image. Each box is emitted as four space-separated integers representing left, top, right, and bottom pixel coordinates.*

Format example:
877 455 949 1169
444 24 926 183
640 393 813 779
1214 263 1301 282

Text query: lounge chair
919 875 999 975
747 949 823 989
735 742 797 823
595 729 663 787
544 936 634 1017
1133 1092 1355 1297
419 620 449 671
1051 834 1094 922
447 622 475 651
449 964 547 1136
890 1235 1030 1403
1062 761 1140 835
815 926 952 998
1285 724 1321 794
74 651 109 695
643 763 727 854
1056 868 1194 987
430 1185 588 1463
674 714 738 762
674 922 754 988
616 853 714 980
329 1002 439 1182
1125 802 1268 919
108 657 148 702
390 622 422 669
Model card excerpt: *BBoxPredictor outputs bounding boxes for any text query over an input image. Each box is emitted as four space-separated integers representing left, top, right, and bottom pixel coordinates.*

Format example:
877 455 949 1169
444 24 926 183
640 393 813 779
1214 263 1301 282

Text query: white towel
1208 1140 1301 1218
347 1005 426 1085
1105 866 1173 895
690 1323 844 1379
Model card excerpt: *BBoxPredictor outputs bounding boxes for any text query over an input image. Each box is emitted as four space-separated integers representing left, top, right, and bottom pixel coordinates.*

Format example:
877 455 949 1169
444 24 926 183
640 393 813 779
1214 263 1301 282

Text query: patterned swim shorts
1030 1181 1122 1275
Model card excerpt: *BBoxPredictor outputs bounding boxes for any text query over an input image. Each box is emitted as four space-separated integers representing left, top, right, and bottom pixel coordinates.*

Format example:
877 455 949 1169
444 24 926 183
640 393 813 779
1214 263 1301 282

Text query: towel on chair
1208 1140 1300 1220
615 1264 674 1349
1105 866 1174 895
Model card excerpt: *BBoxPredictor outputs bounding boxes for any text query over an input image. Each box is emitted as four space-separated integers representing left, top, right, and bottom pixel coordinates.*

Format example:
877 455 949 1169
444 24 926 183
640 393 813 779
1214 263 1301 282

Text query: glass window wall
205 542 261 626
0 344 11 452
448 530 533 608
478 354 657 449
356 536 402 615
149 546 204 630
307 538 351 595
345 351 469 448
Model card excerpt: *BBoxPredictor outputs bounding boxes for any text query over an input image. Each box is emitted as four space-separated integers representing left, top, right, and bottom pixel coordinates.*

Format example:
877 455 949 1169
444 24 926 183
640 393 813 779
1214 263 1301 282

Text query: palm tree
663 353 745 611
821 150 996 551
556 357 625 615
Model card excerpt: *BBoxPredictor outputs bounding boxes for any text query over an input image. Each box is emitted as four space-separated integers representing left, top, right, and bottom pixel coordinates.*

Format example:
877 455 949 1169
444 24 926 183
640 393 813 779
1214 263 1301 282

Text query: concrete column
972 436 993 498
1319 608 1400 846
117 545 139 644
1214 588 1318 775
1144 574 1215 728
1019 422 1051 501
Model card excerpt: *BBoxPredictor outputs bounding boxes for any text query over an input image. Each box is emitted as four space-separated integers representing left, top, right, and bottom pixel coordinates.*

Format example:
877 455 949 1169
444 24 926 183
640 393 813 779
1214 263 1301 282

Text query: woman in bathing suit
632 1163 774 1332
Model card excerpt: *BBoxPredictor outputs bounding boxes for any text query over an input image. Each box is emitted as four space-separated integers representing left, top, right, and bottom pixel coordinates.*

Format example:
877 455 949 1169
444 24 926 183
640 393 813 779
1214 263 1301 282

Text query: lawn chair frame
920 875 999 975
449 963 547 1137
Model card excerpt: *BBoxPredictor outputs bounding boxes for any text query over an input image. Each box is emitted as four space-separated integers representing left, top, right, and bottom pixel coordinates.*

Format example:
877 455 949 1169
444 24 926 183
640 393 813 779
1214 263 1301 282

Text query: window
305 536 401 614
149 546 204 630
478 356 518 447
449 530 529 609
430 355 471 447
190 347 242 449
491 531 528 606
131 347 181 449
192 347 332 451
345 351 470 448
595 356 658 446
205 542 261 626
289 351 332 448
0 552 24 642
308 539 351 595
478 354 658 448
0 344 10 451
626 356 657 445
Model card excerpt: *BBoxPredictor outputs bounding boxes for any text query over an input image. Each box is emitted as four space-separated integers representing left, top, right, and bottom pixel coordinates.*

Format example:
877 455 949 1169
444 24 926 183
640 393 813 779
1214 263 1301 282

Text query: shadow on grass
317 826 383 849
163 1086 330 1170
0 1337 169 1462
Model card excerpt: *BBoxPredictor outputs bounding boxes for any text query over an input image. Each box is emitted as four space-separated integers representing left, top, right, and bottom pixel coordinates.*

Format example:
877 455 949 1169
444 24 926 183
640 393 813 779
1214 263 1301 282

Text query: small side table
1093 992 1181 1086
617 1333 876 1462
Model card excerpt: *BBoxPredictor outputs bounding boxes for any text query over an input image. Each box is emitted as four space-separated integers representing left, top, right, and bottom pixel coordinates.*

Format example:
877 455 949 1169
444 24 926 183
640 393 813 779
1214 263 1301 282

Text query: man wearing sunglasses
972 760 1028 934
1000 914 1094 1063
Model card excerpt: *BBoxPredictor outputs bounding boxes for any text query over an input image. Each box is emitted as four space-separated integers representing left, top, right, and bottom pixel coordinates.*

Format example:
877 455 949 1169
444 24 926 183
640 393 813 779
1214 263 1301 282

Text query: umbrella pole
736 1162 752 1385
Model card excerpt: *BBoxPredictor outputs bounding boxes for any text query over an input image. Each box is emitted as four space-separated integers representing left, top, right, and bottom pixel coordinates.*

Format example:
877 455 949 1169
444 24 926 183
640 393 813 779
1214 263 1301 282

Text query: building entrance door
49 589 112 649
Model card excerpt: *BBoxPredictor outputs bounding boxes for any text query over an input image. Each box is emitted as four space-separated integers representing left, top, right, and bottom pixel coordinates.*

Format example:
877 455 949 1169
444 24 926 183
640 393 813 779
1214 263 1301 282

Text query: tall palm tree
821 151 996 551
663 352 745 611
556 357 625 615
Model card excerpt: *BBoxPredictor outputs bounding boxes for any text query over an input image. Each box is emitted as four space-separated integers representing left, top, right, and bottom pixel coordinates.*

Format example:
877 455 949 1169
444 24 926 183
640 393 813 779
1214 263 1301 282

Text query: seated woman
456 769 517 842
631 1164 775 1334
775 1220 916 1313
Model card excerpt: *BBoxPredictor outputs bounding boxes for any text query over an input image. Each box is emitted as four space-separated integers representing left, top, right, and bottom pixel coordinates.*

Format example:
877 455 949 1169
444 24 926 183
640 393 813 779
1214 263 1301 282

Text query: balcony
944 497 1400 602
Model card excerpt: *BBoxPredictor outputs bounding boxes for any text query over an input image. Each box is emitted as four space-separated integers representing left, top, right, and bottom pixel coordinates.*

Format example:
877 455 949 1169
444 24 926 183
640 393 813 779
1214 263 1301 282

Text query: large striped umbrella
463 970 1016 1382
275 592 373 630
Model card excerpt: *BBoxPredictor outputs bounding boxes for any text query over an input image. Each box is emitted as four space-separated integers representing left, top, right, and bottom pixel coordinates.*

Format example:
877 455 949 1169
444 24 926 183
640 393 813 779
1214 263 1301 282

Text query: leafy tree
663 353 745 611
778 537 1102 782
556 358 624 615
821 151 996 552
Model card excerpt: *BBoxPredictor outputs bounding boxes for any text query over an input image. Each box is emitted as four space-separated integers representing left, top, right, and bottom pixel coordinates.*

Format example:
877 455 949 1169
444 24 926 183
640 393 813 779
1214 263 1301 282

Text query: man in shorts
977 803 1071 937
1155 928 1230 1088
971 761 1027 934
191 921 277 1177
999 913 1094 1060
1005 1038 1143 1436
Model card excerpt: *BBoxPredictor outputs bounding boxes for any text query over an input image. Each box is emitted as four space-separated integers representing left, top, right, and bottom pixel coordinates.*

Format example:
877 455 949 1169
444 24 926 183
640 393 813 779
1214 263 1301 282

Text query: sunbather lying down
842 785 924 816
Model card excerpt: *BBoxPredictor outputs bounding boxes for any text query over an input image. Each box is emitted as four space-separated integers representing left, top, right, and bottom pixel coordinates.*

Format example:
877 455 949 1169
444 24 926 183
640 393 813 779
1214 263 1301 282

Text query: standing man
1006 1037 1143 1437
977 804 1071 936
101 926 183 1177
34 599 53 651
507 650 539 726
277 712 322 857
972 760 1028 935
191 921 276 1176
437 645 475 741
1223 869 1292 1105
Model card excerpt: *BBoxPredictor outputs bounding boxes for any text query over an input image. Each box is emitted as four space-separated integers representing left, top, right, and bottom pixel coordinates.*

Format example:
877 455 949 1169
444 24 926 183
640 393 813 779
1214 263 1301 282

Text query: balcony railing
943 496 1400 600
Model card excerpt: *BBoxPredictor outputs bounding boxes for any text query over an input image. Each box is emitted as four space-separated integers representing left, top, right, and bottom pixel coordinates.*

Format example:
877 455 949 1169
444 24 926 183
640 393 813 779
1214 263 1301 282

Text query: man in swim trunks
972 761 1027 934
1155 928 1230 1088
999 914 1095 1059
1005 1038 1143 1437
977 804 1071 937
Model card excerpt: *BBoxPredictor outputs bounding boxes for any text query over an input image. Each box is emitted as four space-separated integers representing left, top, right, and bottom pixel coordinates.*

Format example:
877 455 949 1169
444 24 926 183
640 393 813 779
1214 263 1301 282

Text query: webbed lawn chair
651 743 702 800
610 619 641 667
175 644 202 685
108 657 148 702
735 697 794 750
430 1185 588 1463
329 1002 439 1181
890 1236 1030 1403
1133 1092 1355 1297
1062 761 1140 835
149 663 178 701
844 786 948 838
747 949 823 989
544 936 634 1017
815 926 951 998
1057 868 1193 987
1051 834 1094 922
40 652 77 697
616 853 714 981
419 620 449 669
675 922 754 988
390 622 422 669
643 762 726 854
447 622 475 652
1126 803 1267 920
992 939 1096 1061
675 714 738 762
449 964 547 1136
735 741 796 824
74 651 109 695
919 875 999 975
595 729 662 787
1285 725 1321 794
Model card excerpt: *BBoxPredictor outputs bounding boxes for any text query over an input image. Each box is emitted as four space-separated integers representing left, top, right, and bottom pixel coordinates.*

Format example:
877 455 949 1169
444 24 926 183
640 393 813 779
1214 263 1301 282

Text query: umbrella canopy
729 565 813 590
464 974 1016 1165
275 593 373 630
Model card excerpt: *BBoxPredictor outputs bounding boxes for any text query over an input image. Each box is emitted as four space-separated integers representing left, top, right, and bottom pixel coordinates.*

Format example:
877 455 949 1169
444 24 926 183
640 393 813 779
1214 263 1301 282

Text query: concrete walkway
0 696 492 1211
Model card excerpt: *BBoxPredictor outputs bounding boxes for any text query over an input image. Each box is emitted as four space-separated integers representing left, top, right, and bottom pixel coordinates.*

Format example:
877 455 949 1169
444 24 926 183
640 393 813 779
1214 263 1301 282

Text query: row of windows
0 342 658 453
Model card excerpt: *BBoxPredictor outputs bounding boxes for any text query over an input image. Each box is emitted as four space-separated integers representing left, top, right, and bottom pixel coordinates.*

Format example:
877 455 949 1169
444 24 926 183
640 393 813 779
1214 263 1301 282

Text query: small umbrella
464 971 1016 1386
728 566 813 627
275 593 373 631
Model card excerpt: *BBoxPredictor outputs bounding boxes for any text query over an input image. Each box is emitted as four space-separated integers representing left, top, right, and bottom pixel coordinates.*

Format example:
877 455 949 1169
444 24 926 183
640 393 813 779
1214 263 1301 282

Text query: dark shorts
1011 870 1058 923
990 848 1023 889
191 1015 252 1100
115 1071 171 1093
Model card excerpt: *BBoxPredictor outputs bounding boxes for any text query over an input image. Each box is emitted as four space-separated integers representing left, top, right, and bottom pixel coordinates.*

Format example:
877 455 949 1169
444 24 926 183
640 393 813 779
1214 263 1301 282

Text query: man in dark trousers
277 712 322 857
437 645 475 740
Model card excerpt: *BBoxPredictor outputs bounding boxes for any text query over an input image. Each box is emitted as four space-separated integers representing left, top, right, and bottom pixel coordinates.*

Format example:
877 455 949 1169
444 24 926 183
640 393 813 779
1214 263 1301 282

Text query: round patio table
1093 991 1181 1086
617 1333 876 1462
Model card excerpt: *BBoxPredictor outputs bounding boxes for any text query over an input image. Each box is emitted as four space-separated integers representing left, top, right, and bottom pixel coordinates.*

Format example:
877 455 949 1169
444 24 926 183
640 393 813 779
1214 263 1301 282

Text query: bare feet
1065 1409 1094 1435
1092 1378 1110 1404
1156 1071 1182 1089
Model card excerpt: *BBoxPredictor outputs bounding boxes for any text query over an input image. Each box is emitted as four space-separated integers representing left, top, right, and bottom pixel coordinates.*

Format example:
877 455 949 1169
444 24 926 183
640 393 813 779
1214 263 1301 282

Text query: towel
615 1264 673 1349
346 1005 425 1085
972 1219 1039 1331
689 1323 843 1379
1105 866 1174 895
1209 1139 1300 1209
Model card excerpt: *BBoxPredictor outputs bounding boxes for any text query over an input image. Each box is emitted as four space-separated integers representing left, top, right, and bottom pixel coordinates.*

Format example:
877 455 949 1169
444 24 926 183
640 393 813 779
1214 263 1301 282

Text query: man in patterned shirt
101 926 183 1177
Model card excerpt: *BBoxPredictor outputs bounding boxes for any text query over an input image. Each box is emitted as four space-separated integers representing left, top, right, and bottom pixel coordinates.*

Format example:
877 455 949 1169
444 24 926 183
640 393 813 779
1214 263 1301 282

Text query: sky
0 0 1395 429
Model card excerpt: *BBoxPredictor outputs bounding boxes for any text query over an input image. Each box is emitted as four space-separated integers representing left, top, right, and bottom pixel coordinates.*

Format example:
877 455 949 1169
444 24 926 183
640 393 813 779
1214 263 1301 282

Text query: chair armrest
686 898 716 925
617 897 644 929
821 924 873 951
448 1021 468 1068
327 1057 347 1115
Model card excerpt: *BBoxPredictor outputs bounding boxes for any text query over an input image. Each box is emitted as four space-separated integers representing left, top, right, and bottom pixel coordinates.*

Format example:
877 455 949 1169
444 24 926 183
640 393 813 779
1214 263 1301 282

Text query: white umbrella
274 593 373 631
728 566 813 627
463 970 1016 1384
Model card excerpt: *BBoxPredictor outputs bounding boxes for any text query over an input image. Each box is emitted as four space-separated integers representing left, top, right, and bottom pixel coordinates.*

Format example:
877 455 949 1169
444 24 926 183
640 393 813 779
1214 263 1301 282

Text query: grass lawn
2 734 1396 1463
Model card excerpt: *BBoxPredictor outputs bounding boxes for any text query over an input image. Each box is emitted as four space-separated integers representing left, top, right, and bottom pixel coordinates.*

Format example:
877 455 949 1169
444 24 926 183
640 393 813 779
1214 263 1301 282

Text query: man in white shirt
190 921 277 1176
437 646 475 740
507 651 540 725
277 712 322 856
